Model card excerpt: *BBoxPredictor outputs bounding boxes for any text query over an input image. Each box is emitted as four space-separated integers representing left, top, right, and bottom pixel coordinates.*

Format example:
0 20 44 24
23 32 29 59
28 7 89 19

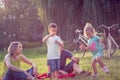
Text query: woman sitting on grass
2 41 37 80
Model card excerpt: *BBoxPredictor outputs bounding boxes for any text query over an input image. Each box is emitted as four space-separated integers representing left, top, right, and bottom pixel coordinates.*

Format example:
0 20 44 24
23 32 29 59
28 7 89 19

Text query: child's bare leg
96 57 109 73
96 57 104 68
92 59 97 75
55 70 58 80
51 72 55 80
48 66 50 72
73 63 91 76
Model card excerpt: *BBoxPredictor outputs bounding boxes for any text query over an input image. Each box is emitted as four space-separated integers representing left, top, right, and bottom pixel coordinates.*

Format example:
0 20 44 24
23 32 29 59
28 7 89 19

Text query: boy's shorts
47 59 60 72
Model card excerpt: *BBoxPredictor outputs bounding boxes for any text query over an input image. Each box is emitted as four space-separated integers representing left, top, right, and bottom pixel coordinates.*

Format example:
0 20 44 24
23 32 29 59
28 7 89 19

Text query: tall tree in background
35 0 120 41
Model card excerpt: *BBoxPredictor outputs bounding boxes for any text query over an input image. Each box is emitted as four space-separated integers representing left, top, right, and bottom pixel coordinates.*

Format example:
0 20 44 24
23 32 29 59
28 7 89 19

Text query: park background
0 0 120 80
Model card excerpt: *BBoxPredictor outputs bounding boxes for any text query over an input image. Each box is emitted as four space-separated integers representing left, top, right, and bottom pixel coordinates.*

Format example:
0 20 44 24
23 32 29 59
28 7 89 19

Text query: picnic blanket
37 73 76 79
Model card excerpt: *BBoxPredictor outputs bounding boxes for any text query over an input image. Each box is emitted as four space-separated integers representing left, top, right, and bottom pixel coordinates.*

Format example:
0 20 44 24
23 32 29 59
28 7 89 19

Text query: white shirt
46 35 63 59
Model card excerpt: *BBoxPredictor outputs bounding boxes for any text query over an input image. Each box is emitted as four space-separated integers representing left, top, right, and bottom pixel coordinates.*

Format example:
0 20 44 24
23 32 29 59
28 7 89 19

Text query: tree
0 0 44 50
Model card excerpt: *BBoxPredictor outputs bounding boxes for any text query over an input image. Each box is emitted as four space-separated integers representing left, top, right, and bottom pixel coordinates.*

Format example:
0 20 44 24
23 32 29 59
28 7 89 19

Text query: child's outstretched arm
79 43 92 51
80 42 96 51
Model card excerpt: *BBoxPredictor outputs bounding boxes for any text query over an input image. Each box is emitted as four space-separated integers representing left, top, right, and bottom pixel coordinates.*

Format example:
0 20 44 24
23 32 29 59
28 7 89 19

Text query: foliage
22 41 42 48
64 41 77 51
0 0 44 50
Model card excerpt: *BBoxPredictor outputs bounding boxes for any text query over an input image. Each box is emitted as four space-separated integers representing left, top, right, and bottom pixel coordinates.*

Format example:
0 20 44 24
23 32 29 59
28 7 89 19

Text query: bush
22 41 42 48
64 41 76 51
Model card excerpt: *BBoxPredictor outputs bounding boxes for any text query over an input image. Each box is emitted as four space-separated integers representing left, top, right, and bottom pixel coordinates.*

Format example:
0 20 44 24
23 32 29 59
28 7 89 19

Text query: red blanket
37 73 76 79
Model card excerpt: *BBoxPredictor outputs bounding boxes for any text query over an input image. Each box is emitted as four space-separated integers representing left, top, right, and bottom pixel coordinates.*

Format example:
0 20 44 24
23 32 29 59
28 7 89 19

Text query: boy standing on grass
42 23 64 80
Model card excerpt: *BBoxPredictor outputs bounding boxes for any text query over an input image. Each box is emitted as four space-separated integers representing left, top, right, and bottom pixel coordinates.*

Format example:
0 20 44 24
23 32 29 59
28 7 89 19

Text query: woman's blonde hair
83 22 96 38
7 41 21 56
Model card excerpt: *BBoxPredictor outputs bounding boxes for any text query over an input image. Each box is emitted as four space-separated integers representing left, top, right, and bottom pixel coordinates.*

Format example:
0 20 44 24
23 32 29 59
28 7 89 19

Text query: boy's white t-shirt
46 35 63 59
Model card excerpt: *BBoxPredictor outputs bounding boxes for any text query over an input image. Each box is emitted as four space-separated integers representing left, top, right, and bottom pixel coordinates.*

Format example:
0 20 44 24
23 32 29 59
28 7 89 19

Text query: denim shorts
47 59 60 72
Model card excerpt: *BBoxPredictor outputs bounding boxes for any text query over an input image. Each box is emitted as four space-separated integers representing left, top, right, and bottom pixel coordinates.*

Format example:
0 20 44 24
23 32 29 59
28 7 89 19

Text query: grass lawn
0 46 120 80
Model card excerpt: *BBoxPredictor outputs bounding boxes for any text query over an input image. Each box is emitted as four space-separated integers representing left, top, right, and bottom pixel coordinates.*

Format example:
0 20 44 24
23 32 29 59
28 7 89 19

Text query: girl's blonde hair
7 41 21 56
83 23 96 38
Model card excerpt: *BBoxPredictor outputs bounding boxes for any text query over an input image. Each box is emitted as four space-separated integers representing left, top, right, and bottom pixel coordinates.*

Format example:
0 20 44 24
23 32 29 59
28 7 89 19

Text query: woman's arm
5 54 25 72
20 54 37 76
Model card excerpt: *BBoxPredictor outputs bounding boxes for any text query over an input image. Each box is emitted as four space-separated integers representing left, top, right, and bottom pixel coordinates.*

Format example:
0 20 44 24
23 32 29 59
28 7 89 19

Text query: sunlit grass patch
0 47 120 80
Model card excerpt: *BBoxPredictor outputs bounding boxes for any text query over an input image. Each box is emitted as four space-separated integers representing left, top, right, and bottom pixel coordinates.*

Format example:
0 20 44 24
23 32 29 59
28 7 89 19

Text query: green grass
0 47 120 80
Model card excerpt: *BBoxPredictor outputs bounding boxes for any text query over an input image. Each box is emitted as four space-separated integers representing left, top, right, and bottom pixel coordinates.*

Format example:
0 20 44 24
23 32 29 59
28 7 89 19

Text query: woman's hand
24 71 33 80
20 54 38 77
33 67 38 77
27 74 33 80
32 63 38 77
